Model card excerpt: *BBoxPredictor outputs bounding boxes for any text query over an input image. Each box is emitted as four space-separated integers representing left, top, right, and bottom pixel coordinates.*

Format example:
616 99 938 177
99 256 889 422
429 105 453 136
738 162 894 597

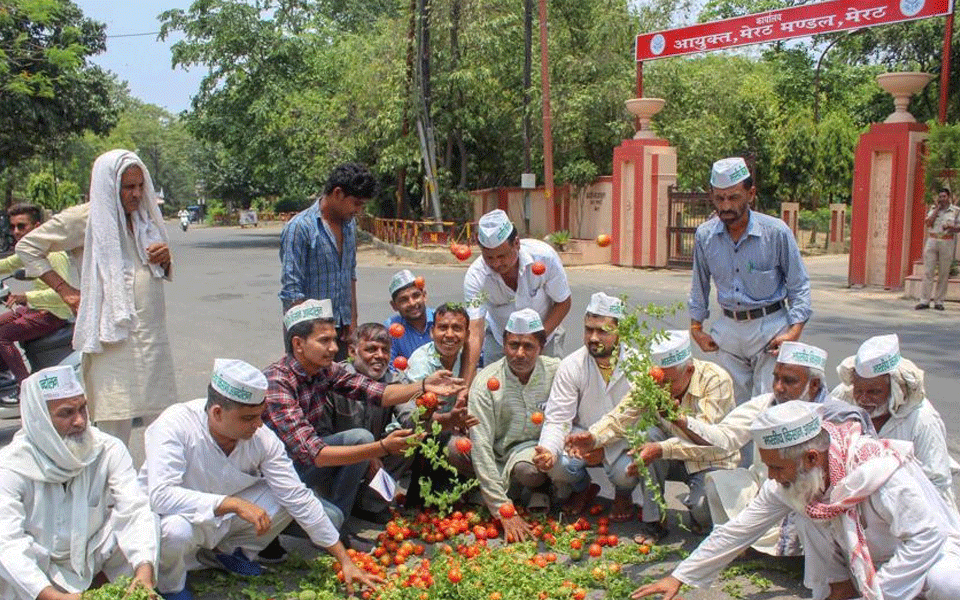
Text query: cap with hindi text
505 308 544 334
389 269 417 296
750 400 822 450
477 209 515 248
650 330 692 368
211 359 268 405
586 292 625 320
855 334 900 378
283 299 333 330
710 157 751 189
35 365 84 402
777 341 827 371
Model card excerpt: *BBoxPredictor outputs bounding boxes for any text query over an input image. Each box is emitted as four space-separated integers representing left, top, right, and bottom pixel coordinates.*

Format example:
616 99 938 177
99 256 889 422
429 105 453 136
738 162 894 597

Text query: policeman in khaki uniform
916 188 960 311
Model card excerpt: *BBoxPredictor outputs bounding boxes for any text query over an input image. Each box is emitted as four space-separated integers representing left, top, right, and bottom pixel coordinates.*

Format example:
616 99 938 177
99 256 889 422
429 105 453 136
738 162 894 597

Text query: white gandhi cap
855 334 900 378
710 157 751 189
777 341 827 371
505 308 544 334
35 365 84 402
211 359 268 405
389 269 417 296
585 292 625 319
477 209 515 248
650 330 692 368
750 400 823 450
283 299 333 330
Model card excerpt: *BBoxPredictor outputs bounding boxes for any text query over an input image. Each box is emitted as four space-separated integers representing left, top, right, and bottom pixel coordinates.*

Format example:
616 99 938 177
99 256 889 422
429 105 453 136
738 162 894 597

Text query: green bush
798 207 830 231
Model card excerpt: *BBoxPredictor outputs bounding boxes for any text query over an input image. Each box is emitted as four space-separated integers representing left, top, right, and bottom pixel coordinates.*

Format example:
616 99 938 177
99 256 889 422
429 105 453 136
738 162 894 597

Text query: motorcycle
0 269 80 419
180 213 190 231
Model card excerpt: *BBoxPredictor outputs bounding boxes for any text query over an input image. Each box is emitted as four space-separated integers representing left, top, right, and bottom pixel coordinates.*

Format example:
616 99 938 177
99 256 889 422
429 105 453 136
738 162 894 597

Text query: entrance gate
666 186 712 268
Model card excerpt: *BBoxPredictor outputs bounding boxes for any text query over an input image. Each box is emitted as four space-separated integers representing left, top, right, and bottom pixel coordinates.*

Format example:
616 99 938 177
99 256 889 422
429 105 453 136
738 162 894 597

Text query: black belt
722 300 785 322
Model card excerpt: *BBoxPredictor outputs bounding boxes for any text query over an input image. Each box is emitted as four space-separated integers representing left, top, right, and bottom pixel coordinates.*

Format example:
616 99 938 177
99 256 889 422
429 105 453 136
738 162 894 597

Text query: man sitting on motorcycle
0 204 74 403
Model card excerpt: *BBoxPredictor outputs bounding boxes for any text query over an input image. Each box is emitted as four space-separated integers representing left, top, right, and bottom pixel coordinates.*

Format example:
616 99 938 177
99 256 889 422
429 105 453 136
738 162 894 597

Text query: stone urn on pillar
611 97 676 268
625 97 666 139
876 72 934 123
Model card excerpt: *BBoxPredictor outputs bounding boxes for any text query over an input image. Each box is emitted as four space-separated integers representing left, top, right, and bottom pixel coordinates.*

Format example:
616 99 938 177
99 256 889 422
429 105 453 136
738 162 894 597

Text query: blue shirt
279 202 356 326
385 307 435 366
688 211 811 325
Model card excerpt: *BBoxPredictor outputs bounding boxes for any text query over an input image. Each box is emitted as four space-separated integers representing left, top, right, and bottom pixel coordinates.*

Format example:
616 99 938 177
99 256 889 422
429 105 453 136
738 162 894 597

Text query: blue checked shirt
279 202 356 326
384 307 435 367
688 211 811 325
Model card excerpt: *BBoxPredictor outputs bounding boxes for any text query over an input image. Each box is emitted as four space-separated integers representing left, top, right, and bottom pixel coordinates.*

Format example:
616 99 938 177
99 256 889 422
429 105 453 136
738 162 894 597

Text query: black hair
350 322 391 348
938 187 952 196
205 384 263 411
323 162 378 199
434 303 470 328
7 203 43 224
585 311 619 326
502 329 547 348
284 318 335 354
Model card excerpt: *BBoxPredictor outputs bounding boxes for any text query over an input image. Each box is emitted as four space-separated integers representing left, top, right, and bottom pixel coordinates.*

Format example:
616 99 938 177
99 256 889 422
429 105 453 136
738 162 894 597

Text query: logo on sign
900 0 924 15
650 34 666 56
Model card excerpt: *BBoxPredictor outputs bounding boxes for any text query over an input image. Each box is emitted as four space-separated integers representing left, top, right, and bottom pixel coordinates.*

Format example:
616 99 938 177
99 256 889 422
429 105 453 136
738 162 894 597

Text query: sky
75 0 205 114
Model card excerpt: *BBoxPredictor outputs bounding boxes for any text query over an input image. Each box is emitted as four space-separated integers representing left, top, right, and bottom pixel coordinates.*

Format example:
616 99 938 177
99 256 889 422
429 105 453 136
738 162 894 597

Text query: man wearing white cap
263 299 464 532
689 157 811 418
0 366 159 600
832 334 957 508
468 308 562 542
634 400 960 600
461 209 571 387
533 293 640 522
384 269 434 368
566 329 738 542
142 359 380 600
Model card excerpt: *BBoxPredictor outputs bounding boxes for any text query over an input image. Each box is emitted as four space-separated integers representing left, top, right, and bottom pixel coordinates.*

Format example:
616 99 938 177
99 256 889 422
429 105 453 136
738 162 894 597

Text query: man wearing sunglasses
0 204 74 403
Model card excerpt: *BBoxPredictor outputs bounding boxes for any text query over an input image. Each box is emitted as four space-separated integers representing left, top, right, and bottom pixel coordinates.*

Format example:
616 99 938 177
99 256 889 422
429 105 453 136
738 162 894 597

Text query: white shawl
75 149 169 354
0 370 107 581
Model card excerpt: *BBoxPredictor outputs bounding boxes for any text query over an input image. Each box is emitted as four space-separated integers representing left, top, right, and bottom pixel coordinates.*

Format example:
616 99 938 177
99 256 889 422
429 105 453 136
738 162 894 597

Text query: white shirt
463 239 571 347
0 437 158 600
139 399 339 548
539 345 631 465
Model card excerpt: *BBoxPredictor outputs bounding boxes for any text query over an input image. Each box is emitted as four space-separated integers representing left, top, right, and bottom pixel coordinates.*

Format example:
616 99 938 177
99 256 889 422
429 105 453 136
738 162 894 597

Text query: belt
723 300 785 322
928 233 954 240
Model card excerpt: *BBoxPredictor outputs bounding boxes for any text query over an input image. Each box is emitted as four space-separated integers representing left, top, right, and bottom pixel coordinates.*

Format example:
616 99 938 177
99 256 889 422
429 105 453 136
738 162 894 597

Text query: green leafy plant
80 578 155 600
924 121 960 193
546 230 571 251
404 407 478 515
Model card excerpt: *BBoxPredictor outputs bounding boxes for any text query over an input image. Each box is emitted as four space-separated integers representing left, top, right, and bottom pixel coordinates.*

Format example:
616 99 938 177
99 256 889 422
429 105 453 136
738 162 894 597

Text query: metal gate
667 186 713 268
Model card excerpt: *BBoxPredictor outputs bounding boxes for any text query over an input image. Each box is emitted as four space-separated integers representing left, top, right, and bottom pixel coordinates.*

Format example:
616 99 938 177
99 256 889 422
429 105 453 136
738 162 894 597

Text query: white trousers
157 481 293 593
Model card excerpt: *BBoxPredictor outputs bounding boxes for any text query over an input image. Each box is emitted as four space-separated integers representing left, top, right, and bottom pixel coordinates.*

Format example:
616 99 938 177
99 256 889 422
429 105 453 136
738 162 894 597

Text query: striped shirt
279 202 356 326
589 359 739 473
689 211 811 325
263 355 386 466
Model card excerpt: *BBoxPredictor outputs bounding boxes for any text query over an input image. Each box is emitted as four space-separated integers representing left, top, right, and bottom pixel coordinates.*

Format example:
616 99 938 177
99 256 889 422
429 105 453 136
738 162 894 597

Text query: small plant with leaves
404 405 478 515
80 578 155 600
546 230 571 251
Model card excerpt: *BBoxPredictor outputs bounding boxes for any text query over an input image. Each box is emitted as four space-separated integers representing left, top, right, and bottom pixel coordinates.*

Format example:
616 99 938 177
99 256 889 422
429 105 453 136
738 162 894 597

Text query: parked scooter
0 269 80 419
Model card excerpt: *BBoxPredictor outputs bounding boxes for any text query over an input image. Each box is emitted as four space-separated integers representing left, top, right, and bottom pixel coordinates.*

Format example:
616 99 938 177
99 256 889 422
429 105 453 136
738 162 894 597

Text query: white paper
369 467 397 501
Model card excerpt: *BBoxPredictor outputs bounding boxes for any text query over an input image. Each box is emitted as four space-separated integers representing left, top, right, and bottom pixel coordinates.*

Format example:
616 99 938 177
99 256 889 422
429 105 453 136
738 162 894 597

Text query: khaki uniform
920 203 960 304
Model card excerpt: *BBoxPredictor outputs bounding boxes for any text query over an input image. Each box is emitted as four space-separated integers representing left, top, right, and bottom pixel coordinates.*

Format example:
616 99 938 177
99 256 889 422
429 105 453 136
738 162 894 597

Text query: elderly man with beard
566 330 738 542
0 365 159 600
142 360 380 600
384 270 434 368
634 401 960 600
533 293 639 522
832 334 957 508
661 342 872 555
317 323 416 521
468 309 561 542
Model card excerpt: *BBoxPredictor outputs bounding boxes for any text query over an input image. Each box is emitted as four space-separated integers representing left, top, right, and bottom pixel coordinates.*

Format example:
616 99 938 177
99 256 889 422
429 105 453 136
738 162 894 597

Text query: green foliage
798 207 831 232
557 160 599 191
80 577 154 599
546 230 571 250
924 121 960 194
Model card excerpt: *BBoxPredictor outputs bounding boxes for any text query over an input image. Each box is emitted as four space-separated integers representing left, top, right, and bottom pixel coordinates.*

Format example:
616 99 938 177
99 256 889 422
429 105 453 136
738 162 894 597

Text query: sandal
633 521 669 546
562 483 601 515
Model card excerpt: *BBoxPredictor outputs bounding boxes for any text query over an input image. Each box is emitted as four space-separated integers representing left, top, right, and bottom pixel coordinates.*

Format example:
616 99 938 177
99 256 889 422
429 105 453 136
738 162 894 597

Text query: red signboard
636 0 954 61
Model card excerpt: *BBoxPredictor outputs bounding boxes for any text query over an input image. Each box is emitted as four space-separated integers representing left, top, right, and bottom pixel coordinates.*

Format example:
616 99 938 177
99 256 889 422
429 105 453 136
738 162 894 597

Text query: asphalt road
2 221 958 600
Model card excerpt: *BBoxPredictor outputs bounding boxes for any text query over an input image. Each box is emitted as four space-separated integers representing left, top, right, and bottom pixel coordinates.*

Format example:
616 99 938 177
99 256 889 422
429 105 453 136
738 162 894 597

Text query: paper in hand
369 467 397 501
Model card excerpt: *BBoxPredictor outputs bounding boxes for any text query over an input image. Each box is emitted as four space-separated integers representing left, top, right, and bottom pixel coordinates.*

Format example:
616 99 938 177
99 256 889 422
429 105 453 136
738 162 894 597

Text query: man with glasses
0 204 73 401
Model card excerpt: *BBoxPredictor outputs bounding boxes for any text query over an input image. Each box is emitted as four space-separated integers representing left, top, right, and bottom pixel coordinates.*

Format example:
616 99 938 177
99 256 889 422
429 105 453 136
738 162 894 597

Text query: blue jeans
294 428 374 529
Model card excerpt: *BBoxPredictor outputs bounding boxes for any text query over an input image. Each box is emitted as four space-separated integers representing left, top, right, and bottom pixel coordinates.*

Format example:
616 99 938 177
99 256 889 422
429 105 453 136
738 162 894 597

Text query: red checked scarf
804 420 911 600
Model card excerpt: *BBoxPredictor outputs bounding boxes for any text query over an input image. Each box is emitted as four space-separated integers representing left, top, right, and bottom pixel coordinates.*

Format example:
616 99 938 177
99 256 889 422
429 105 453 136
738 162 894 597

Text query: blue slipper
161 589 194 600
213 548 263 576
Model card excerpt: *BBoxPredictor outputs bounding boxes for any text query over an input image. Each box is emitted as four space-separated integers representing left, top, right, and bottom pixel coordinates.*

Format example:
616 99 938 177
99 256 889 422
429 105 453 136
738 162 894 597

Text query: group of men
0 152 957 600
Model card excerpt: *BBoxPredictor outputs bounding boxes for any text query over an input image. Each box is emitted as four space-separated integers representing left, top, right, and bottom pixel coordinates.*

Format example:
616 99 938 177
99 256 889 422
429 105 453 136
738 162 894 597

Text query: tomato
589 504 604 516
393 356 408 370
544 552 557 563
569 549 582 561
490 593 502 600
591 566 607 581
417 392 438 410
649 365 665 384
498 503 516 519
454 245 472 261
588 543 602 557
486 377 500 391
447 568 463 584
570 538 582 550
607 534 619 546
638 543 651 555
389 323 405 338
414 276 425 289
573 588 587 600
597 524 609 536
485 525 499 538
455 437 473 454
530 411 544 425
531 261 546 275
596 233 611 247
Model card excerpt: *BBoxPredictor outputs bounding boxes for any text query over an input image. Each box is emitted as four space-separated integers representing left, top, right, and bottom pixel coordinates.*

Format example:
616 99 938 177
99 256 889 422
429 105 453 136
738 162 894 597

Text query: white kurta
139 399 339 549
539 345 631 466
0 437 158 600
16 203 177 421
463 239 571 348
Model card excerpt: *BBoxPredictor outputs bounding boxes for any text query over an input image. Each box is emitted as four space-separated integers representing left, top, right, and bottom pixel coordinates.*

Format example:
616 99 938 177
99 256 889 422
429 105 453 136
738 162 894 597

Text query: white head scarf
835 355 926 417
0 368 106 579
74 149 169 353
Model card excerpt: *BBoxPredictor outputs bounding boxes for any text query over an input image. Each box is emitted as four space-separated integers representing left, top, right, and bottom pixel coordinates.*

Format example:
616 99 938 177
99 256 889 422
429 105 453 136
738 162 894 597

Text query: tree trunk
397 0 417 220
522 0 533 174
